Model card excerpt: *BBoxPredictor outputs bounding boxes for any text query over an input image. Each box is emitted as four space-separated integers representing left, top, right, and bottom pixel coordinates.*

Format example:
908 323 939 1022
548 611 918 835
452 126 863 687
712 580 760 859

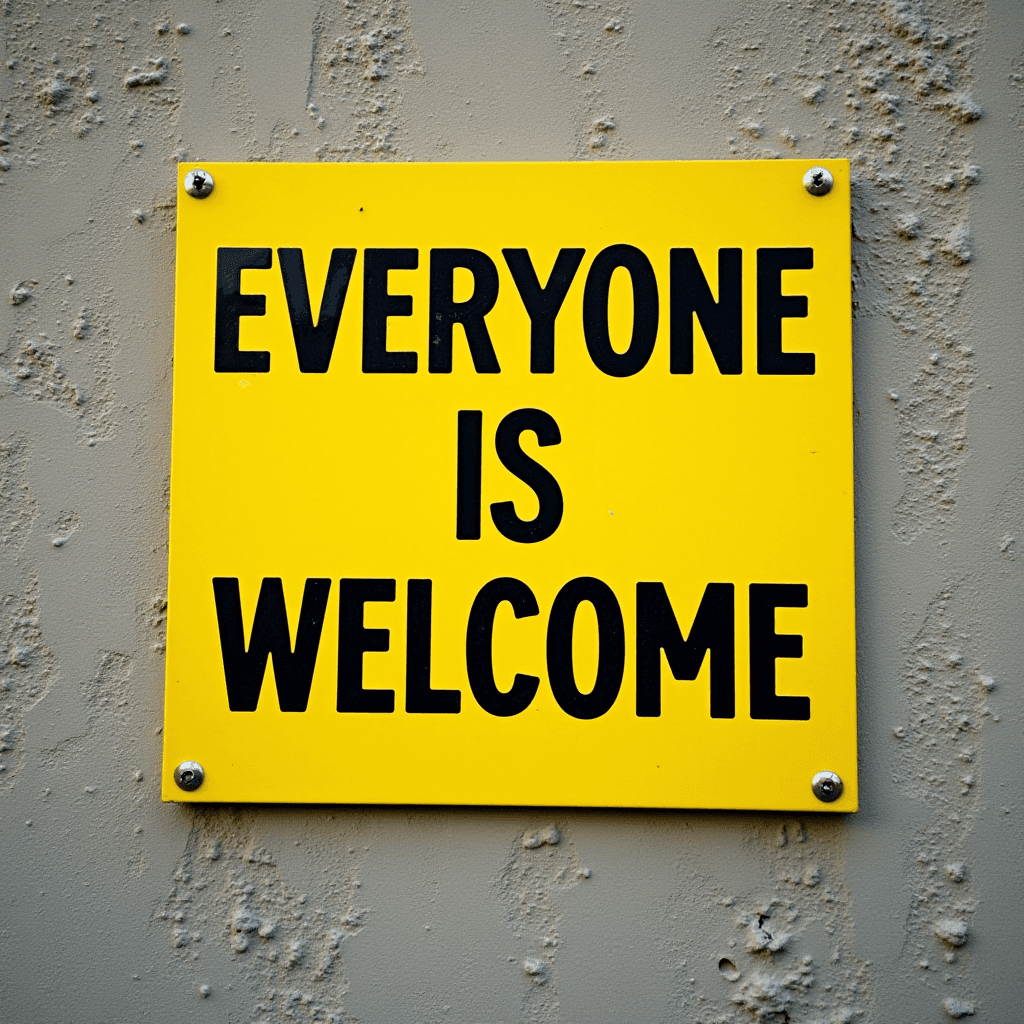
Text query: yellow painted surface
163 159 855 810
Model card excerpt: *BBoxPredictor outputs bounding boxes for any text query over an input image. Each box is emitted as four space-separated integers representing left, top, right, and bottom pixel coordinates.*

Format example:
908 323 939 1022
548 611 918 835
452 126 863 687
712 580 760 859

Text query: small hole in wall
718 958 740 982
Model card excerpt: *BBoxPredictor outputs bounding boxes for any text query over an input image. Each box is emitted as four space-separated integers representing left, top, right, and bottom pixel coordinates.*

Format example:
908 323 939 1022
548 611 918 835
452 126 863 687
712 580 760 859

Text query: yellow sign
162 160 856 811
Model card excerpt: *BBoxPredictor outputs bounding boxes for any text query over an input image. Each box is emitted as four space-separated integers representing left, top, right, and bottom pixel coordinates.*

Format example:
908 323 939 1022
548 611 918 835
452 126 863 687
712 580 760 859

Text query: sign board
162 159 856 811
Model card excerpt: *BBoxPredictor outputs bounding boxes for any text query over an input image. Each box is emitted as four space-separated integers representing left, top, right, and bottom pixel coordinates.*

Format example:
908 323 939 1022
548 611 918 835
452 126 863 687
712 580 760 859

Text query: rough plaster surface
1 1 1021 1021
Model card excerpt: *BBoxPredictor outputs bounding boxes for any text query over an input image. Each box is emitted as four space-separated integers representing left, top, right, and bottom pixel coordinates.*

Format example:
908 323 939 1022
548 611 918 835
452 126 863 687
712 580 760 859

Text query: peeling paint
496 823 591 1019
539 1 634 156
0 582 57 787
161 813 368 1022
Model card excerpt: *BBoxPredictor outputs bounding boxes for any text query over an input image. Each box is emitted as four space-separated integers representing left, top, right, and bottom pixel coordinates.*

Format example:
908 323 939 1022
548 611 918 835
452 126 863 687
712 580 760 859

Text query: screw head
174 760 205 791
803 165 834 196
183 168 214 199
811 770 843 803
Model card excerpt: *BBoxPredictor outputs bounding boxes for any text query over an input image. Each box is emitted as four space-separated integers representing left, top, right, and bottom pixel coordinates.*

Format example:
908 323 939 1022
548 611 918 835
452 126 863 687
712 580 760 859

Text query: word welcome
213 576 811 722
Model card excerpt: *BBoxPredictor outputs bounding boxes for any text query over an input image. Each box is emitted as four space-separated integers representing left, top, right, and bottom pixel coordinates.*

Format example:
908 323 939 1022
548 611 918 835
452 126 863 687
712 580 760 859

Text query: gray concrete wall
1 0 1021 1021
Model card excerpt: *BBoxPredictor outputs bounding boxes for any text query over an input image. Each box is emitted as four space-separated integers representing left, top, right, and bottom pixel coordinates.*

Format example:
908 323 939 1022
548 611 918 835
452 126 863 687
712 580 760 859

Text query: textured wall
1 1 1022 1021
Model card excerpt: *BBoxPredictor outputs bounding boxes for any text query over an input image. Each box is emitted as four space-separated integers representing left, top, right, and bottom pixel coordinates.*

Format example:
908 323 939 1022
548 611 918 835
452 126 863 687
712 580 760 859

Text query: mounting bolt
183 168 214 199
811 770 843 802
803 165 834 196
174 760 205 791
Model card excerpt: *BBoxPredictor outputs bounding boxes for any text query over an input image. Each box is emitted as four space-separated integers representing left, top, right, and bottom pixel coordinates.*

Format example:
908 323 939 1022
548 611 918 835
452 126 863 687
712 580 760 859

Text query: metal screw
811 770 843 803
183 168 214 199
803 165 834 196
174 760 205 791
